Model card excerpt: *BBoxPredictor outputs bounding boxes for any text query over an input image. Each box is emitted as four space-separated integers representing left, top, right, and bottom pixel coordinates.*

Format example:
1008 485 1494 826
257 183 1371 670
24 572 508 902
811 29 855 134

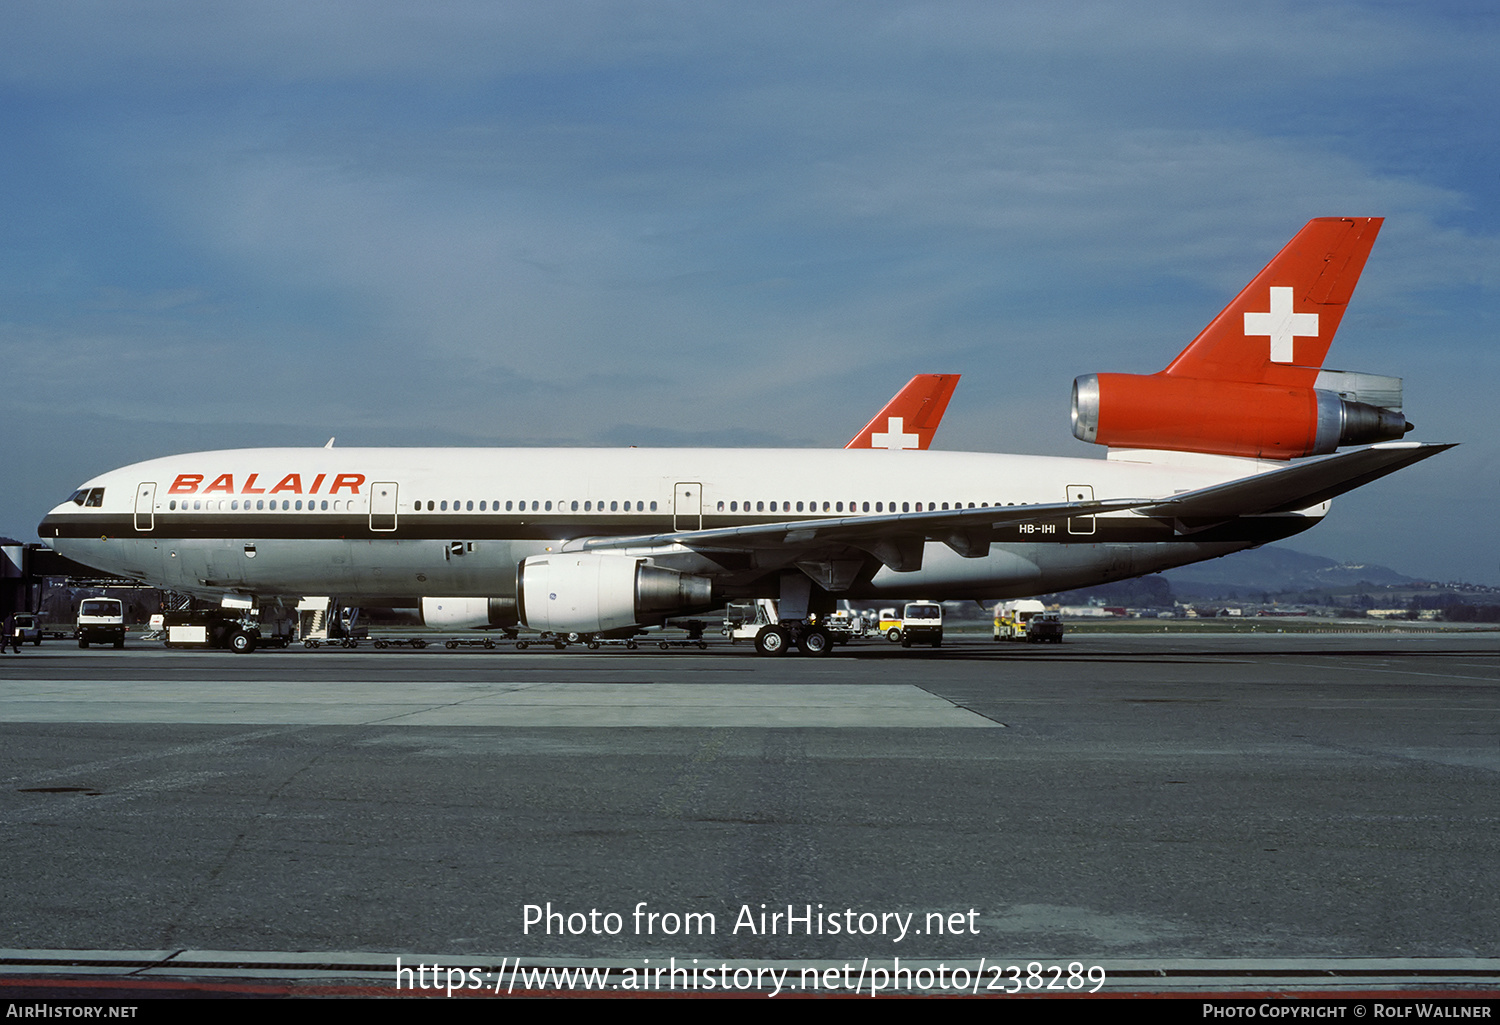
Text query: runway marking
1260 661 1498 683
2 949 1498 997
0 681 996 728
0 725 310 789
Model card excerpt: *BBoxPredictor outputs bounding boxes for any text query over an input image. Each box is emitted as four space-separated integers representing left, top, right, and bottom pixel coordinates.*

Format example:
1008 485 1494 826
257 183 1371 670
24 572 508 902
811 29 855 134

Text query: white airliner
40 218 1448 655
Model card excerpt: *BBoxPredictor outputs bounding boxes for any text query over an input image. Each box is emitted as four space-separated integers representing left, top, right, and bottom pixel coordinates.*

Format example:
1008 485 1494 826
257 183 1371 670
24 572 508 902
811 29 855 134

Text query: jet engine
420 596 518 631
1070 371 1411 460
517 554 715 633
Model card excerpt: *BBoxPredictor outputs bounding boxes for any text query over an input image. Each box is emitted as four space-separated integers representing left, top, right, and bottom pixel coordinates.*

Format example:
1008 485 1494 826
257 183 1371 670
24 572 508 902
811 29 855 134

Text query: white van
899 602 943 648
77 598 125 649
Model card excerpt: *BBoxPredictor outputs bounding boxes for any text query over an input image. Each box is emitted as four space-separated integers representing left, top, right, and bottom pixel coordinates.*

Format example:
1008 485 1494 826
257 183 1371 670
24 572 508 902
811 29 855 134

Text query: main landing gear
753 623 833 657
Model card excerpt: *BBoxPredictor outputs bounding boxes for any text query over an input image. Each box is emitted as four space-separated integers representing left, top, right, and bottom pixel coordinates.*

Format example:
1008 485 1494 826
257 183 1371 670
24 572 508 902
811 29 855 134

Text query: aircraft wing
576 497 1154 570
1138 441 1454 522
574 441 1452 572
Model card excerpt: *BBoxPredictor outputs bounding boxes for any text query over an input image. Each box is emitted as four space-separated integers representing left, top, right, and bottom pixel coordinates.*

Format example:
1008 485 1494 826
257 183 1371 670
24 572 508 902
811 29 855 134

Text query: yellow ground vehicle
993 600 1046 641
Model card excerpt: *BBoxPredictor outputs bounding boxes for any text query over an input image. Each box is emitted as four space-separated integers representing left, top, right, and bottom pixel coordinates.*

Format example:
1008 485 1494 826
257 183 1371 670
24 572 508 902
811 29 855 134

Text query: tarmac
1 630 1495 997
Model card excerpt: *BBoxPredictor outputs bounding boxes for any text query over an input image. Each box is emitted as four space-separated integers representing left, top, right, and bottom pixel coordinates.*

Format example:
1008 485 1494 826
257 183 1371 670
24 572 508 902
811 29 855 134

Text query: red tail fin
1163 217 1383 386
846 374 960 450
1072 218 1408 459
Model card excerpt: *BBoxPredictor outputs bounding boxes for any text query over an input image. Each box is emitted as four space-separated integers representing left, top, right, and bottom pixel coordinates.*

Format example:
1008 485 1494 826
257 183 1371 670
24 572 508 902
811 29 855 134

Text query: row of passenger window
717 500 994 513
408 498 1000 514
167 499 356 511
165 496 1007 515
413 499 661 512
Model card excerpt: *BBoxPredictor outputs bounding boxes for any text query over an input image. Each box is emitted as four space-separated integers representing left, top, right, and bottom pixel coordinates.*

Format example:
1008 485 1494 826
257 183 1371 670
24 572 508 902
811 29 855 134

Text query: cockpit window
69 490 87 506
84 488 105 507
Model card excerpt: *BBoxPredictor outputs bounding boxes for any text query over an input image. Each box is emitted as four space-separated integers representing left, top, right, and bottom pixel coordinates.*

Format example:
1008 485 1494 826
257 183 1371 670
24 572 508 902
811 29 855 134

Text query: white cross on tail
870 417 920 449
1244 286 1319 364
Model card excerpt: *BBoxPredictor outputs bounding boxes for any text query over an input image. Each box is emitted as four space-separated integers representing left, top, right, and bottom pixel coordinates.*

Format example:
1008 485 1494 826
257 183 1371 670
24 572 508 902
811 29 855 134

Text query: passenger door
674 482 703 531
1066 484 1096 536
134 482 156 531
369 482 399 532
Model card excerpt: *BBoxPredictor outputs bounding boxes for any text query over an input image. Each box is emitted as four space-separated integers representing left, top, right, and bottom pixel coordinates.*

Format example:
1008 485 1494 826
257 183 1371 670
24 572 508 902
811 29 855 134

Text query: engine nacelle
419 596 518 631
517 554 715 633
1071 373 1410 459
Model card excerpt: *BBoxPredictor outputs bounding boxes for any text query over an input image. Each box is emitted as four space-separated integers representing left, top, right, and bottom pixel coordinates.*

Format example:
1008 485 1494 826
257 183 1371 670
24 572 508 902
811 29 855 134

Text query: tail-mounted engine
1071 369 1411 459
518 554 715 633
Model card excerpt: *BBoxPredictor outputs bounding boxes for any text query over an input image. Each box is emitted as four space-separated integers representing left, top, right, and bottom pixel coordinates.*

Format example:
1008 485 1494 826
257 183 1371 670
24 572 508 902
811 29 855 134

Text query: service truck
76 598 125 649
1025 611 1065 644
163 608 293 653
723 599 779 642
994 599 1046 641
898 601 944 648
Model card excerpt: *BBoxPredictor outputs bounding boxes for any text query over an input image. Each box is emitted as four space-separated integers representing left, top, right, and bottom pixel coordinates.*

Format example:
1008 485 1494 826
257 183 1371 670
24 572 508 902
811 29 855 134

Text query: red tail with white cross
1071 218 1410 459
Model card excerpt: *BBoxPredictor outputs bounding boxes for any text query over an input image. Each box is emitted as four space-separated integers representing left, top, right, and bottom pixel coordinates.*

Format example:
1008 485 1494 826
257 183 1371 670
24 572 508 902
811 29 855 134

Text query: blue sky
3 1 1496 584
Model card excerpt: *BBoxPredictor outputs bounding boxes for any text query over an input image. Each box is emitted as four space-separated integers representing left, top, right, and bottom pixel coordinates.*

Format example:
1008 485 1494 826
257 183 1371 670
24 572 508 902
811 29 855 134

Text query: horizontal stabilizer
1141 442 1453 521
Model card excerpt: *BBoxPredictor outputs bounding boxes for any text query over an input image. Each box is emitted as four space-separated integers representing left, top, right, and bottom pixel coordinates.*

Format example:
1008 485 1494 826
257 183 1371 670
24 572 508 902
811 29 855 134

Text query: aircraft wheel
587 640 600 650
659 641 671 650
228 630 256 655
798 627 833 657
516 640 529 650
754 625 791 656
626 639 638 650
445 640 458 649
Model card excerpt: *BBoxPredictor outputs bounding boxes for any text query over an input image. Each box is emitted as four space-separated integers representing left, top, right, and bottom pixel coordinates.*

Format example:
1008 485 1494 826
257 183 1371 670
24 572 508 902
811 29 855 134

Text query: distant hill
1162 546 1418 597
